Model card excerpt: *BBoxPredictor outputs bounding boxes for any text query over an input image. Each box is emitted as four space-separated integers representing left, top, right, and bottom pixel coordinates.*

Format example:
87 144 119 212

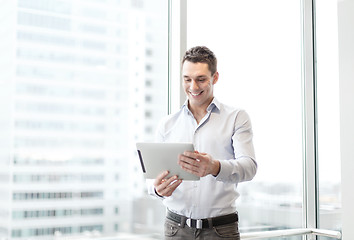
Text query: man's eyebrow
183 74 208 78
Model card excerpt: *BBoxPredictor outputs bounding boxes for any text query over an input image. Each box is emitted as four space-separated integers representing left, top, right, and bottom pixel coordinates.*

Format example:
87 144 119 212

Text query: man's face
182 61 218 110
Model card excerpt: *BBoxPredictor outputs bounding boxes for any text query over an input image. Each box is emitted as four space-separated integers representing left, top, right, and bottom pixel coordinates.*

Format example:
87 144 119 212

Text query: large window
0 0 168 239
187 0 303 235
0 0 343 239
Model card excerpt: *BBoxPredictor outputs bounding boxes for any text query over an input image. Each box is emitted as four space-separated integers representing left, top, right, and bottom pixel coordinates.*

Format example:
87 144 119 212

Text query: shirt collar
182 97 221 113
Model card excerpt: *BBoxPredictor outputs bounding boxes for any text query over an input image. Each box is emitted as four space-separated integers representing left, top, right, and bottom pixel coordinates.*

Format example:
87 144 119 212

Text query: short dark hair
182 46 217 75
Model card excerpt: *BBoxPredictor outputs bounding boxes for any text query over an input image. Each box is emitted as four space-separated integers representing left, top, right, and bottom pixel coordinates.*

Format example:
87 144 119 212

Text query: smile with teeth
190 91 203 96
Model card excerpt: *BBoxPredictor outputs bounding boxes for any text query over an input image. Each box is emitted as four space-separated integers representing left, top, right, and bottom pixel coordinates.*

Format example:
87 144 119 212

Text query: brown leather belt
166 210 238 229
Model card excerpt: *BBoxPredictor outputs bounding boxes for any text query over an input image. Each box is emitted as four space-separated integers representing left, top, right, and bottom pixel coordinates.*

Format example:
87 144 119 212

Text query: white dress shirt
147 98 257 219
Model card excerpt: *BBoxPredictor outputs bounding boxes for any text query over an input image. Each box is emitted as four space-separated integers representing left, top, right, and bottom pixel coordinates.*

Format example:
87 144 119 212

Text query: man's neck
188 100 213 124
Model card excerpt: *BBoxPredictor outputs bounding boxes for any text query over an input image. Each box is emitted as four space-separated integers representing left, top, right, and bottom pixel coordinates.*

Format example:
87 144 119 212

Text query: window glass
0 0 167 239
316 1 342 238
187 0 303 235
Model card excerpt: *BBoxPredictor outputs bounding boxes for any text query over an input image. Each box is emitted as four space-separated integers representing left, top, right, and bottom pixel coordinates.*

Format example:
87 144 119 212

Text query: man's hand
178 151 220 177
154 171 182 197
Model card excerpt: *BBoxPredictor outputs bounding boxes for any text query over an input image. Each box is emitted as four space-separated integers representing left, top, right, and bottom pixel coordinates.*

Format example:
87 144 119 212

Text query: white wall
338 0 354 239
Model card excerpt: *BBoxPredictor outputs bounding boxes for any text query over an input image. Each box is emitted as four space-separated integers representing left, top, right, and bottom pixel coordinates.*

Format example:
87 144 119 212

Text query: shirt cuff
146 179 165 199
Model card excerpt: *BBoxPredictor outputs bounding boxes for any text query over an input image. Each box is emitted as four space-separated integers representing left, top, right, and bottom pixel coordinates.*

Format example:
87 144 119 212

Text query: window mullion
168 0 187 114
301 0 319 238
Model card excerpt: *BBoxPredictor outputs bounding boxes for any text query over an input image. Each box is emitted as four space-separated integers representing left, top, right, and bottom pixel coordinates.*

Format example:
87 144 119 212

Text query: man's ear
212 72 219 84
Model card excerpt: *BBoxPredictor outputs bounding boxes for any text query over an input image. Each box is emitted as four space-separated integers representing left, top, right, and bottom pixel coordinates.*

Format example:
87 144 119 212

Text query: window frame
301 0 320 232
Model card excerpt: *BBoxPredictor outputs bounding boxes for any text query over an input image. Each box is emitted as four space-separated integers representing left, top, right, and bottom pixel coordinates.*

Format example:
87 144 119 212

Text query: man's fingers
162 175 178 186
154 170 169 186
183 151 198 159
154 174 182 197
178 152 211 177
179 163 200 175
156 179 182 196
157 178 182 196
179 154 199 166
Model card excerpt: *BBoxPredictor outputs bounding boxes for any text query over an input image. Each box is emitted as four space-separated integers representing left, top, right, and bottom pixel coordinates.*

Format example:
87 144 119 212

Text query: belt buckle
186 218 203 229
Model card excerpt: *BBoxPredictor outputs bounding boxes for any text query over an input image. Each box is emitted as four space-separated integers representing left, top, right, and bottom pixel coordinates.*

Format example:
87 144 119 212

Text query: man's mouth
190 91 203 97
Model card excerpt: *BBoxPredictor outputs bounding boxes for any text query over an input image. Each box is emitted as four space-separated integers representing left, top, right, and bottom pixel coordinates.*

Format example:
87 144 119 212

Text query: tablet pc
136 142 200 181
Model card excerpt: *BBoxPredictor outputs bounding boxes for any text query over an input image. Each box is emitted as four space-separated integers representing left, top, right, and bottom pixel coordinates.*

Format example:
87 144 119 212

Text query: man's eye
185 79 191 82
198 79 206 82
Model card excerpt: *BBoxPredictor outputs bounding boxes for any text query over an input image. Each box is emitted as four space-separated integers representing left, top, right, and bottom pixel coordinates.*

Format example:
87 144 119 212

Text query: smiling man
182 60 219 122
148 46 257 240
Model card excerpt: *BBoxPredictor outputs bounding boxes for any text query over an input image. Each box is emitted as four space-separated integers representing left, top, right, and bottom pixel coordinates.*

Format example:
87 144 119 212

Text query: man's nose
190 80 199 90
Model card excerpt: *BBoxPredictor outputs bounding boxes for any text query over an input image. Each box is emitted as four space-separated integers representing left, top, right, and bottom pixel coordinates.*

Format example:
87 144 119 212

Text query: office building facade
0 0 167 238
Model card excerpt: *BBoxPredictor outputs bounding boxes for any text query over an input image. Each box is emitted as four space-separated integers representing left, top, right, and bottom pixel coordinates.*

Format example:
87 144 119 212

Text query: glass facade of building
0 0 167 238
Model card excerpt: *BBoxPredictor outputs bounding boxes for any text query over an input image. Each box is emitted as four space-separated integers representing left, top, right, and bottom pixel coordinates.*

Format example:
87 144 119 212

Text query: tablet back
136 142 200 181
